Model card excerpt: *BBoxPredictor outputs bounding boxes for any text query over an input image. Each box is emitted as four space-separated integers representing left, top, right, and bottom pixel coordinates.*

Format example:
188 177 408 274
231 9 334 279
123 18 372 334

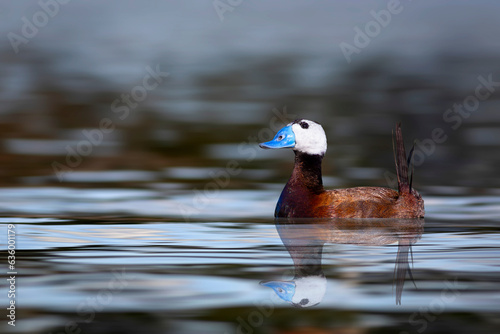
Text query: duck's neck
289 151 324 194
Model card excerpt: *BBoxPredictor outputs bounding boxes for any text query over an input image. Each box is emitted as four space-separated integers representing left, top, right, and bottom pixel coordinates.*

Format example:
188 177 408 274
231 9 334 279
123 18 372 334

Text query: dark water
1 1 500 333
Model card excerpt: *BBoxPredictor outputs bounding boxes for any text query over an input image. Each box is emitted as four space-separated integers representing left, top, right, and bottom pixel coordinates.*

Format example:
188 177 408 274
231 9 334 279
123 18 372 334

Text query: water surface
1 187 499 334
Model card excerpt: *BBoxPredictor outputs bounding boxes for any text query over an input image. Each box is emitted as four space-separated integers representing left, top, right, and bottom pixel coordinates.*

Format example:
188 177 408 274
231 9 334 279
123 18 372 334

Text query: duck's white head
259 119 327 156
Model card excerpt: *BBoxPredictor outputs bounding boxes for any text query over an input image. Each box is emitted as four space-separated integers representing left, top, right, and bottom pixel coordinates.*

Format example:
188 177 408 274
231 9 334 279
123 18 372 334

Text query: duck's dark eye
299 121 309 129
278 135 284 140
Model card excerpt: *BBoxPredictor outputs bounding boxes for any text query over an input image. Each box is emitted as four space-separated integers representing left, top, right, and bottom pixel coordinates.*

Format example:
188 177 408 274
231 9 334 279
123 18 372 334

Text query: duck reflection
261 218 424 307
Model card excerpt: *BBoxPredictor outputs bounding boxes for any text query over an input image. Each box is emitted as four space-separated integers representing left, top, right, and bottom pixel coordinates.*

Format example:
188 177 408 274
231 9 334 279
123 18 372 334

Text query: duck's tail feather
393 239 417 305
393 123 414 194
407 142 415 191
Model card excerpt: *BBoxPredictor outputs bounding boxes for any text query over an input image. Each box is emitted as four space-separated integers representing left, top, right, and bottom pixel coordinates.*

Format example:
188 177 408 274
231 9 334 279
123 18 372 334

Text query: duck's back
276 185 424 218
314 187 400 218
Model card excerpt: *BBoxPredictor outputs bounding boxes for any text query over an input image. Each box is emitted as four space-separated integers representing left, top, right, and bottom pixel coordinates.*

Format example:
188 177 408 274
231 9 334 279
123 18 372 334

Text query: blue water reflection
261 218 423 306
2 209 499 334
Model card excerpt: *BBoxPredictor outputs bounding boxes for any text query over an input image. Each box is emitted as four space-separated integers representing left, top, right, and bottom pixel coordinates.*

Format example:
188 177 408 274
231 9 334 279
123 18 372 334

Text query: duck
259 119 424 218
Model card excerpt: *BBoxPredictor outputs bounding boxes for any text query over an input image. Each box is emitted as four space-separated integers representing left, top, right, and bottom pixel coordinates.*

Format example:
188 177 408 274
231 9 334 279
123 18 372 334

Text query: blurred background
2 2 500 334
0 0 499 193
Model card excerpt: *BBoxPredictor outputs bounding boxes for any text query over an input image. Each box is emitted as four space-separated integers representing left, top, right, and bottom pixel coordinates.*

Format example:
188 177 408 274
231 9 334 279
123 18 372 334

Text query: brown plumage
261 120 424 218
